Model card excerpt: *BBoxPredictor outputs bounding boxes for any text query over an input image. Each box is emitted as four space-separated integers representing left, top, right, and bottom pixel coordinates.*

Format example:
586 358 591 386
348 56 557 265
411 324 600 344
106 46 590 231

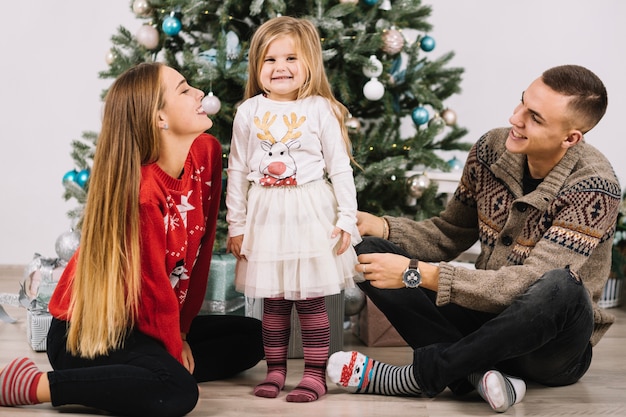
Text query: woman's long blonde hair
246 16 357 165
67 62 165 358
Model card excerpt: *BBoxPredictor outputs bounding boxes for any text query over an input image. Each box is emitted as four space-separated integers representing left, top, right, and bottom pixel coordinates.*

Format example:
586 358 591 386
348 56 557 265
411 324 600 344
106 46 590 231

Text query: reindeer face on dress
254 111 304 186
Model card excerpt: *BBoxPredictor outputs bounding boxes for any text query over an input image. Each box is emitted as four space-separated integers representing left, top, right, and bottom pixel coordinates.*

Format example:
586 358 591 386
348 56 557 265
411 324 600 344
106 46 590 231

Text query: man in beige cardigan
327 65 621 413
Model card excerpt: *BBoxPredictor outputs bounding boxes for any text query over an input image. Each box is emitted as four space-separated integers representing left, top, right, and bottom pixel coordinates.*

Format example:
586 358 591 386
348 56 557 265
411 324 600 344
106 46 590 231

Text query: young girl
0 62 263 416
226 16 361 403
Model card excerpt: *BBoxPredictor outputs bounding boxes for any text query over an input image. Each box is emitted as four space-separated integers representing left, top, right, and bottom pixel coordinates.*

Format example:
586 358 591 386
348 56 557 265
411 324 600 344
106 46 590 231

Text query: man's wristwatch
402 259 422 288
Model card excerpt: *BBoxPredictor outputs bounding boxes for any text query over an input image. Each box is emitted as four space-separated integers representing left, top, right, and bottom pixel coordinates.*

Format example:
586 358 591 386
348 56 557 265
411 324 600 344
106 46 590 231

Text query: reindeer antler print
254 112 278 143
280 113 305 143
255 111 305 187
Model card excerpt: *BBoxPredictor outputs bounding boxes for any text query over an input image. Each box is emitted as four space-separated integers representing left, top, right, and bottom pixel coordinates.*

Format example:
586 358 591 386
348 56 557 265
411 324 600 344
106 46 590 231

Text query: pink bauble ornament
382 28 404 55
136 25 159 50
202 92 221 115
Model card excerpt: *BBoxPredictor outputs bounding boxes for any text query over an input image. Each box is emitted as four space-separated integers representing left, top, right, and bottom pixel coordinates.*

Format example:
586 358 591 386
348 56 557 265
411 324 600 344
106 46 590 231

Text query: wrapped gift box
27 310 53 352
246 292 344 358
354 298 407 347
18 254 65 351
199 253 245 315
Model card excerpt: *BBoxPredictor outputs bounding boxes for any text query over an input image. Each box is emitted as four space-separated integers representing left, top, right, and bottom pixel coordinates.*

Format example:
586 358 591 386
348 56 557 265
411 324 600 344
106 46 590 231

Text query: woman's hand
227 235 245 260
356 211 387 238
181 339 195 374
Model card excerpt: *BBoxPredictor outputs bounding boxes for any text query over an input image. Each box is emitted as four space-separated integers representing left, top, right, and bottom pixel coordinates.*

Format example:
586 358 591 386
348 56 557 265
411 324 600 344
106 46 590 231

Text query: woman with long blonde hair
0 62 263 416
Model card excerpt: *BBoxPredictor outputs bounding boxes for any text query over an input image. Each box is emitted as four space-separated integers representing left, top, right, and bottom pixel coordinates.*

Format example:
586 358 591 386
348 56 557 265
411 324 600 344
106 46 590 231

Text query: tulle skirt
235 180 360 300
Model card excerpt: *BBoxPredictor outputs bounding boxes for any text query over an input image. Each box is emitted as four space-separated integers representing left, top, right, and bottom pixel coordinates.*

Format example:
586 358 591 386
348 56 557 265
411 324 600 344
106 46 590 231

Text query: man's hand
356 252 440 291
356 211 386 238
356 252 409 289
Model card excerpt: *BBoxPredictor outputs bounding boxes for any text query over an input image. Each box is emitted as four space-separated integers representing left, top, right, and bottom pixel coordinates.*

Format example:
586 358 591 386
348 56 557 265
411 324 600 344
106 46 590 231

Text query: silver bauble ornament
344 287 366 316
382 28 404 55
428 115 446 134
406 174 431 199
441 108 457 126
55 229 80 262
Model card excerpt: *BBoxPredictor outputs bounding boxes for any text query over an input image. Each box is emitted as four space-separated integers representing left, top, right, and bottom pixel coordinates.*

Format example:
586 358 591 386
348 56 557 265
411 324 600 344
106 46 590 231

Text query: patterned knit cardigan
386 127 621 346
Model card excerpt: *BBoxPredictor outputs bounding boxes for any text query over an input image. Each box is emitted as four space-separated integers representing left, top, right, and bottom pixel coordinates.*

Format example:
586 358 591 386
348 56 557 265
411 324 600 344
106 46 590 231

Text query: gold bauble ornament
132 0 151 16
441 108 458 126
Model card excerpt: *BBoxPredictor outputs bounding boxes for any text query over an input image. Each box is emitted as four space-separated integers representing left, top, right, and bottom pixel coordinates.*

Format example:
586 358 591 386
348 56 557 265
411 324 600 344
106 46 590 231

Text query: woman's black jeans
46 314 263 417
356 236 594 397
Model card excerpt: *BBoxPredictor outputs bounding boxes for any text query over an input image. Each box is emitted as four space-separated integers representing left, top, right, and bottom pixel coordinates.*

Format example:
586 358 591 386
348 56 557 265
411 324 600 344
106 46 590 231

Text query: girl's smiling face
259 35 307 101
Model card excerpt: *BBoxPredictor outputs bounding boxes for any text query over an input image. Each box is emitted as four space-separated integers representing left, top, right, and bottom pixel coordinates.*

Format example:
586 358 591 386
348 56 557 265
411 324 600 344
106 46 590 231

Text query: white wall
426 1 626 165
1 1 625 265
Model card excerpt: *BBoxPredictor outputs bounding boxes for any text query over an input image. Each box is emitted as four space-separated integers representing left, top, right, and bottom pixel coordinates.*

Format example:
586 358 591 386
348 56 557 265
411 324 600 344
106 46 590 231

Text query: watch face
403 269 421 287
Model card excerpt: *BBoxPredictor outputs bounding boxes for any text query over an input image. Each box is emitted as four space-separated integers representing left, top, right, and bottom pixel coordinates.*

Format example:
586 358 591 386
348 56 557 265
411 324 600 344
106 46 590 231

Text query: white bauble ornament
136 25 159 50
339 0 359 3
202 92 221 115
225 30 241 60
362 55 383 78
379 0 392 10
363 78 385 101
345 115 361 134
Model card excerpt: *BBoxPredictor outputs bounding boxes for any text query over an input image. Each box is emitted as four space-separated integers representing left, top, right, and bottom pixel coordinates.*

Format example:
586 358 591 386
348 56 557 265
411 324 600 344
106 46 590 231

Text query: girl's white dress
227 95 362 300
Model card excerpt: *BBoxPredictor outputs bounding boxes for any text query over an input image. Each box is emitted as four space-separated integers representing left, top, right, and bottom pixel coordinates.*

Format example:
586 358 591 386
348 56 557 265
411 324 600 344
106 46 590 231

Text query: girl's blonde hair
246 16 357 165
67 62 165 358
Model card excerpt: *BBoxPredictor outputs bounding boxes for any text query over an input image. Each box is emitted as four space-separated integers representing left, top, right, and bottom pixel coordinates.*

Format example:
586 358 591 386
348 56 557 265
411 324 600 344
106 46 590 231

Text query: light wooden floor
1 264 625 416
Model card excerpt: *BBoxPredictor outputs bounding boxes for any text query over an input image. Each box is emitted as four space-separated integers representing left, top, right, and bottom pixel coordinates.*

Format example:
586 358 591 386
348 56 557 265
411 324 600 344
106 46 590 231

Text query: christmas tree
62 0 470 249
